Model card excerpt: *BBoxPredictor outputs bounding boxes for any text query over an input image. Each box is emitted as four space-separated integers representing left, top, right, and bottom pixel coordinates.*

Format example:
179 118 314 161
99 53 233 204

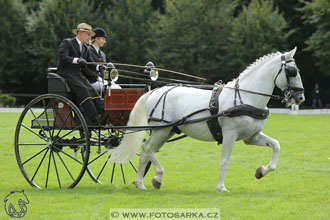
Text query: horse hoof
216 186 229 193
152 177 162 189
135 181 147 190
255 167 265 179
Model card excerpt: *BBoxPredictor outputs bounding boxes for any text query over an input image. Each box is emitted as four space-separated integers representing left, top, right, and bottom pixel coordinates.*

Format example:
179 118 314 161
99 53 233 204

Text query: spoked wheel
14 94 90 189
86 128 141 184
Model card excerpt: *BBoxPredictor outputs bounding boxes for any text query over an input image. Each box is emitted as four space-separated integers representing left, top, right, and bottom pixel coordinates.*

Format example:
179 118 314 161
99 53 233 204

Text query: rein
224 86 283 100
86 62 207 82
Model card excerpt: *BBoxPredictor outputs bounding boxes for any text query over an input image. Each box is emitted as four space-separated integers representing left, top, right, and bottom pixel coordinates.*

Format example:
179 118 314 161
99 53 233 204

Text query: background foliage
0 0 329 106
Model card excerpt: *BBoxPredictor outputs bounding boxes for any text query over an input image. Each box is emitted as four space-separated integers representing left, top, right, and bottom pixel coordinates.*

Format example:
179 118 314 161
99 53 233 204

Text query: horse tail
108 91 151 163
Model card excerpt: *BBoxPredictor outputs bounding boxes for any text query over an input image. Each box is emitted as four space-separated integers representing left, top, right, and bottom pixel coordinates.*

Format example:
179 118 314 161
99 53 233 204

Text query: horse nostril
299 95 305 102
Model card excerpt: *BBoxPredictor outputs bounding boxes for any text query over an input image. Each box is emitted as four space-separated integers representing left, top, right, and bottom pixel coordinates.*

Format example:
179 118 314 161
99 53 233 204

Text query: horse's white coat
109 48 304 192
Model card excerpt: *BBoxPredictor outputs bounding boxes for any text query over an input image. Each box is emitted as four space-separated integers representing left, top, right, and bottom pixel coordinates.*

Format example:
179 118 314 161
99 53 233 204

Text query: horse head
274 47 305 106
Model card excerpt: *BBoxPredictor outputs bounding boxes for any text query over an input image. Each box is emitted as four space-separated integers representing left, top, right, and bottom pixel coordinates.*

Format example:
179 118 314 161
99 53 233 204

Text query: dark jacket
90 45 106 63
87 45 107 83
57 38 100 105
312 88 321 99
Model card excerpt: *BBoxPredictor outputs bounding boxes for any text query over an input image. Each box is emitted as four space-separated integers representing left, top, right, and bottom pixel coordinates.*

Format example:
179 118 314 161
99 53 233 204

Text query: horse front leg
149 153 164 189
244 132 280 179
216 134 236 192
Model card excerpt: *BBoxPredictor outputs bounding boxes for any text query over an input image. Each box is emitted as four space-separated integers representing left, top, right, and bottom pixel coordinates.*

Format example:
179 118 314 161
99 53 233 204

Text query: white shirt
72 37 82 64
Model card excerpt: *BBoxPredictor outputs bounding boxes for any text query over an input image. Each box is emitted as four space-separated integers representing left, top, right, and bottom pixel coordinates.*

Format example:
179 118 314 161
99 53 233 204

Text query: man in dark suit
57 23 104 125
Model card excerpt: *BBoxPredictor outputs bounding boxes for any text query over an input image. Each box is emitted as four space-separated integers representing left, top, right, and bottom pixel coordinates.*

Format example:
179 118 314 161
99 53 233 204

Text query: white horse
109 48 305 192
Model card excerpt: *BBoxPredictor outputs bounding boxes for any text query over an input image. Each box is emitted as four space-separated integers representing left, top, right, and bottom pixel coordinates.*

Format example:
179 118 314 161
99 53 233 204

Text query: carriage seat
47 68 71 98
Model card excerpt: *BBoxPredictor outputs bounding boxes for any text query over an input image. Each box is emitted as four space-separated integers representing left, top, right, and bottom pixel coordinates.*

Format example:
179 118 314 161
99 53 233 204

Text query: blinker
285 66 297 77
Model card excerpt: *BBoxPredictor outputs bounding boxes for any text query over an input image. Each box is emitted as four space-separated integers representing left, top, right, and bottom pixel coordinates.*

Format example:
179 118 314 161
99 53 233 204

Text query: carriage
15 48 305 192
14 62 206 189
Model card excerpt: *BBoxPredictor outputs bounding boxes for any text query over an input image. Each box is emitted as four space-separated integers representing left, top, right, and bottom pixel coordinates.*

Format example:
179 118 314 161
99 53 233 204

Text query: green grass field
0 113 329 219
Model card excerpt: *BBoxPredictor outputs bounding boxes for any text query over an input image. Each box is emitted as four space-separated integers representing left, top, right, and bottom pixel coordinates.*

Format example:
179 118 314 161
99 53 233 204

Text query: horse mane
236 51 281 79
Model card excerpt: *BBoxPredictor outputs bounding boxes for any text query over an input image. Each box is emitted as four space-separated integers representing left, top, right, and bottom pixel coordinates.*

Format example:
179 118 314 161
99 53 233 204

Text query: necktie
81 44 85 54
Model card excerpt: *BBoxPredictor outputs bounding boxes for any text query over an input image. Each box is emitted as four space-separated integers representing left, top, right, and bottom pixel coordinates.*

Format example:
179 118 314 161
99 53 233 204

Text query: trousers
81 98 104 125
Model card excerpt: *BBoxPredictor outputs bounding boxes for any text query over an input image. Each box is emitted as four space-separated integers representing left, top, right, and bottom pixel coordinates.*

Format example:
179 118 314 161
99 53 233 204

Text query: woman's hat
72 23 96 36
92 27 107 39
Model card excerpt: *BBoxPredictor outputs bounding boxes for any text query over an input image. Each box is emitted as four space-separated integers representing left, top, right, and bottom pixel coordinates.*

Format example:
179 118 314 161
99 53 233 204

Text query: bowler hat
72 23 95 36
92 27 107 39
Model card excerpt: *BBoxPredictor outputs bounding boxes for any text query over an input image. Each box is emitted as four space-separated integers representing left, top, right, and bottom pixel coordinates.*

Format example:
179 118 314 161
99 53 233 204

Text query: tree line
0 0 329 107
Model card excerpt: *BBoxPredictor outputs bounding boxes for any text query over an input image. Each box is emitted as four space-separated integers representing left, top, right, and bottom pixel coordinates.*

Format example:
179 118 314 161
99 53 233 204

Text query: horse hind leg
244 132 280 179
135 150 150 190
135 128 172 190
135 151 164 190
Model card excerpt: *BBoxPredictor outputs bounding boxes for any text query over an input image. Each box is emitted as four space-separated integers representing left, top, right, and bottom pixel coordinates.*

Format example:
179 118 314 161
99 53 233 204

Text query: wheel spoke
129 160 138 173
55 143 86 147
54 107 74 139
45 150 52 188
144 161 152 177
91 130 108 139
42 99 53 138
88 151 107 165
51 100 59 137
22 147 48 166
55 151 75 181
53 125 83 143
29 108 49 140
52 151 61 188
31 148 49 182
96 154 111 180
21 123 48 142
52 146 83 165
120 164 126 184
18 143 48 146
111 163 116 183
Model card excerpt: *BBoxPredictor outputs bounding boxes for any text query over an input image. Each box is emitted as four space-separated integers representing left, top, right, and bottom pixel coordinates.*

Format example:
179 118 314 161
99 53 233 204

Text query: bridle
274 55 304 104
225 54 304 105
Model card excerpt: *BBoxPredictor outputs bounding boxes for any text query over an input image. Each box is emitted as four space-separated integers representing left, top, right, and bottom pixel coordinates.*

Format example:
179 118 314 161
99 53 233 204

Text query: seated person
89 27 121 92
57 23 104 125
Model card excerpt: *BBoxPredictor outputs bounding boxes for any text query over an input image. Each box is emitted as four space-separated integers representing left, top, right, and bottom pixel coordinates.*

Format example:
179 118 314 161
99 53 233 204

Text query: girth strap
207 86 224 144
223 104 269 119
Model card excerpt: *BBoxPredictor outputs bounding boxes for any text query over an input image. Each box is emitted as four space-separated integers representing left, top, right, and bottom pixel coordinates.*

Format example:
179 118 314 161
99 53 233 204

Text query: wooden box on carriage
101 88 145 126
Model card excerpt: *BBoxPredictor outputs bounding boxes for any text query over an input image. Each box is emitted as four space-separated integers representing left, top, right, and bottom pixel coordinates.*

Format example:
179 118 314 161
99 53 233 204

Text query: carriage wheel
85 128 137 184
14 94 90 189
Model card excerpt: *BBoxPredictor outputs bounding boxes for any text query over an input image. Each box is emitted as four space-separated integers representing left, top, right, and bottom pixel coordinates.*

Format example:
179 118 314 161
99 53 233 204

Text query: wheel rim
14 94 90 189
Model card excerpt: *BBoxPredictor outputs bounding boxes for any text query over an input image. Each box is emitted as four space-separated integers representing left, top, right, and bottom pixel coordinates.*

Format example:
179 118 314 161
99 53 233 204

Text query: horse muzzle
283 88 305 106
290 92 305 106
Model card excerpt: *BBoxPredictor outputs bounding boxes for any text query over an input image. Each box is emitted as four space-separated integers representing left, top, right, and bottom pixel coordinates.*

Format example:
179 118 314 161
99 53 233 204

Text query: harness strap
234 79 244 106
148 85 180 122
207 86 224 144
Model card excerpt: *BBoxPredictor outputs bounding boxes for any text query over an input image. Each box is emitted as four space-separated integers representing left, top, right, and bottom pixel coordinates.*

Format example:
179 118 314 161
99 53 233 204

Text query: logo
4 190 29 218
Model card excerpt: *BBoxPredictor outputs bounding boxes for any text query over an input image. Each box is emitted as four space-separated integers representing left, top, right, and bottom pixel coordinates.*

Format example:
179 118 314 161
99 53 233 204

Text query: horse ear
285 47 297 59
